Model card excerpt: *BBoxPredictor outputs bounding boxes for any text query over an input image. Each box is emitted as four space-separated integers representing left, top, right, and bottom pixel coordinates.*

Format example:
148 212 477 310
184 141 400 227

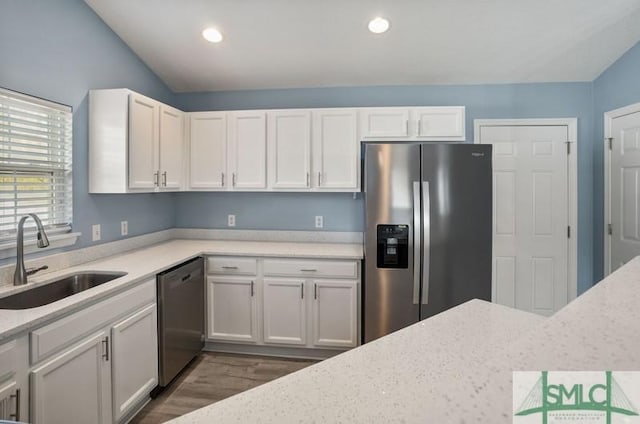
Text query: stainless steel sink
0 272 127 310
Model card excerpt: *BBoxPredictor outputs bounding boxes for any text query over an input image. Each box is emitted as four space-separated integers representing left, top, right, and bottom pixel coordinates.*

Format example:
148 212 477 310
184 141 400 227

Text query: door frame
473 118 578 303
603 102 640 275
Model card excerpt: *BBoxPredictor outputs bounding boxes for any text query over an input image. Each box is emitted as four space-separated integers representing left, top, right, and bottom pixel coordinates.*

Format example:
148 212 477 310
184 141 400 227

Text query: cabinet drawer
30 279 156 365
207 257 257 275
0 340 16 382
263 259 358 279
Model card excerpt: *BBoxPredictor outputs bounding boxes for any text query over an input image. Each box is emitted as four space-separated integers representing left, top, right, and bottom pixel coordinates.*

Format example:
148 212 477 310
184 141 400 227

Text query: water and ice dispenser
376 224 409 268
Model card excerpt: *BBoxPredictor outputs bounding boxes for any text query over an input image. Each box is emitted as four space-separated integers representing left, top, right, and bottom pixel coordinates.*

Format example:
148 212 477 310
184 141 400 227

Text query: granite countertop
0 239 363 341
169 257 640 423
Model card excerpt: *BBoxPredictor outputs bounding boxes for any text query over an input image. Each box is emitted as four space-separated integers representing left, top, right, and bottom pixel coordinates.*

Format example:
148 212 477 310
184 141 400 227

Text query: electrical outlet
228 214 236 227
315 216 324 228
92 224 101 242
121 221 128 236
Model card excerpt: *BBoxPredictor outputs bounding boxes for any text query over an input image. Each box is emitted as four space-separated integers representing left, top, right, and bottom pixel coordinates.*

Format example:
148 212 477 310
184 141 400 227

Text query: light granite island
169 257 640 423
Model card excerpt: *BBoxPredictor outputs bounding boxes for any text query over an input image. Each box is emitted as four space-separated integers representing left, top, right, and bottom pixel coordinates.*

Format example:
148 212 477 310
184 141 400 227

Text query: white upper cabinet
189 112 227 190
268 110 312 189
159 105 185 190
413 107 465 140
360 108 410 138
89 89 184 193
360 106 465 141
312 109 359 191
228 111 267 190
128 93 160 190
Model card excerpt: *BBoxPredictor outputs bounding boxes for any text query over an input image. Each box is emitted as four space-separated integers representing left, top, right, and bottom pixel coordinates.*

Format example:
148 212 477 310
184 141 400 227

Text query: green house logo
514 371 639 424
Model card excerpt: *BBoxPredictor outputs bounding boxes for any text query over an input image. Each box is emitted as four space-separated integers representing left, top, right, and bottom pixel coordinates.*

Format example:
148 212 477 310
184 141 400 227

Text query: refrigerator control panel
377 224 409 268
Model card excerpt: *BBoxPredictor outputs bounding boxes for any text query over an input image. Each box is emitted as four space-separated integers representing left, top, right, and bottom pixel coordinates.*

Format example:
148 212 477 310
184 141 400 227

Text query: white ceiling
84 0 640 93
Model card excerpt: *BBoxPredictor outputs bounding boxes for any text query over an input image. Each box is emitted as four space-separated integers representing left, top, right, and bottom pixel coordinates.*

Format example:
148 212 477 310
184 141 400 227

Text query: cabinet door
263 279 306 345
0 379 20 422
111 304 158 422
189 112 227 189
159 105 184 190
268 110 311 189
312 280 358 348
413 107 465 141
207 277 258 342
31 331 111 424
312 109 359 190
128 93 159 189
360 108 410 139
228 111 267 189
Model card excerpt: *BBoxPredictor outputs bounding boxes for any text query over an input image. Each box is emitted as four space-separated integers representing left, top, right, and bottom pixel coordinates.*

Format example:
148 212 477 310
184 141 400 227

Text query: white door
268 110 311 189
189 112 227 189
477 123 573 316
159 105 184 190
111 304 158 422
207 277 258 342
360 108 410 139
312 109 359 190
228 111 267 189
128 93 159 190
263 279 306 345
311 280 358 348
31 331 111 424
607 108 640 273
413 107 465 141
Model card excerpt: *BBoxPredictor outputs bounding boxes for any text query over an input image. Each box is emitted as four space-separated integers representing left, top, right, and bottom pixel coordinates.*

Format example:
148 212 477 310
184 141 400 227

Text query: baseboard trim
203 341 347 360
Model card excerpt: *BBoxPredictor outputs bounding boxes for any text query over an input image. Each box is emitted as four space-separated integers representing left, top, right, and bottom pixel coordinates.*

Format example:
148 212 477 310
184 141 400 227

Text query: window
0 88 72 242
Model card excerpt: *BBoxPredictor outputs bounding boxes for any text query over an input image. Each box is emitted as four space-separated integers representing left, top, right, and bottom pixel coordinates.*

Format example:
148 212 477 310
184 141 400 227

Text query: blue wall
175 83 595 294
592 42 640 281
0 0 178 263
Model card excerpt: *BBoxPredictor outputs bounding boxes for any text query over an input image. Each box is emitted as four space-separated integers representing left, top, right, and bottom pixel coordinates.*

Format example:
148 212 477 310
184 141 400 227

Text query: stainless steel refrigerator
363 143 492 342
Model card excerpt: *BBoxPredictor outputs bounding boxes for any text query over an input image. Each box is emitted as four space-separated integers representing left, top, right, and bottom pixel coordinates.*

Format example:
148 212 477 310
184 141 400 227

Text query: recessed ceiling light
202 27 223 43
368 17 390 34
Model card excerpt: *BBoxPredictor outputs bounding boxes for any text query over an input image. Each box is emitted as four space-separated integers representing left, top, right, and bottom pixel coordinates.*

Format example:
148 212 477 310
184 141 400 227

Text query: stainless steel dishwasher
157 257 204 387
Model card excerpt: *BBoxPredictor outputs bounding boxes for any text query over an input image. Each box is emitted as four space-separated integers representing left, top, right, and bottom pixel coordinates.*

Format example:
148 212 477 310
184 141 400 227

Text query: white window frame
0 87 78 257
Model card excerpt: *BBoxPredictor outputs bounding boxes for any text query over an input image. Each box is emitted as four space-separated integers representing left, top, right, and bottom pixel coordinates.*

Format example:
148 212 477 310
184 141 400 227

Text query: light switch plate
228 214 236 227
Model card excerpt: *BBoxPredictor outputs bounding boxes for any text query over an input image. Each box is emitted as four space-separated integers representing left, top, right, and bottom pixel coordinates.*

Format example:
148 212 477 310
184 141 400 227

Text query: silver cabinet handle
422 181 430 305
232 173 236 187
301 283 304 299
417 120 422 136
9 388 20 421
300 269 317 272
162 171 167 186
318 172 322 186
306 172 310 187
405 119 409 135
412 181 421 305
221 172 225 186
314 283 318 300
250 280 254 297
154 171 159 186
222 266 238 270
102 336 110 361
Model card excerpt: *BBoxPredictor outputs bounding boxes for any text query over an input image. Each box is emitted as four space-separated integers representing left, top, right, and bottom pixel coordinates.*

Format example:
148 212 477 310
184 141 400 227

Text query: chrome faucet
14 213 50 286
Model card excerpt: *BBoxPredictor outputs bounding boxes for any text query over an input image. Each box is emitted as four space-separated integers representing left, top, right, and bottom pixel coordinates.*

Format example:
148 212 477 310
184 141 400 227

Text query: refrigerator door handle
412 181 421 304
422 181 430 305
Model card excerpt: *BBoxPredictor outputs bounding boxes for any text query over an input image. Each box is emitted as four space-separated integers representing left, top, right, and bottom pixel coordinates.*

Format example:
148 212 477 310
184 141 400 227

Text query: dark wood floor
131 352 317 423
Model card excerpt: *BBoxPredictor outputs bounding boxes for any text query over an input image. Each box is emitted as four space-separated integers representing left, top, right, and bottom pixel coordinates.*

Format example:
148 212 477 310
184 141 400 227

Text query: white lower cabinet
263 279 306 345
31 331 112 424
111 304 158 422
206 256 360 352
27 279 158 424
207 276 258 342
312 280 358 348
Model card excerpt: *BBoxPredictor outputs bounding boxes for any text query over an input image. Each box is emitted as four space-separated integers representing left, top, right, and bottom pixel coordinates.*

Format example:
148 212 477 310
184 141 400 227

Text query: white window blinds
0 88 73 240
